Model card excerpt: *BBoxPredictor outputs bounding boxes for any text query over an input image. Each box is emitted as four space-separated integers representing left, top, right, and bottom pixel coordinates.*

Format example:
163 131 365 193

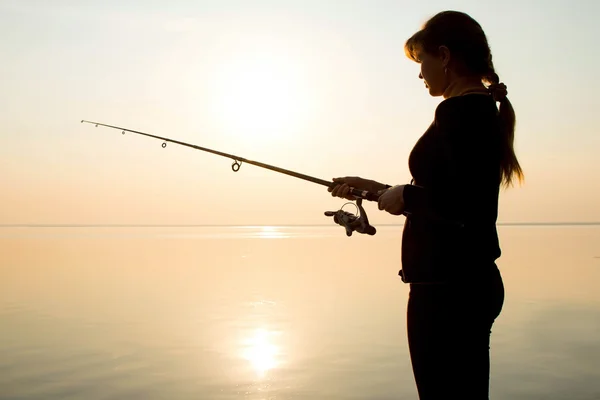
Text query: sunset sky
1 0 598 226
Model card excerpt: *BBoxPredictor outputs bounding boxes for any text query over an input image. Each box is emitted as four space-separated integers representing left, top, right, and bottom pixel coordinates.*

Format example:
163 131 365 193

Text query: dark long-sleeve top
399 93 503 284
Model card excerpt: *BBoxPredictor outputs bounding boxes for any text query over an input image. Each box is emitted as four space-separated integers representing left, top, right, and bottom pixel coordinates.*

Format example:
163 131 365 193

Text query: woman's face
417 49 447 97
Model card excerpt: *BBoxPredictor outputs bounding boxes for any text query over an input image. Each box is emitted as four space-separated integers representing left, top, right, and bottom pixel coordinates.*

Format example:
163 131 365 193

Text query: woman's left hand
377 185 406 215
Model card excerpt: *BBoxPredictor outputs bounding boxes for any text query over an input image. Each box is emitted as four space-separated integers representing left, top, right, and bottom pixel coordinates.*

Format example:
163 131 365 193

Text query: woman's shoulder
435 93 498 125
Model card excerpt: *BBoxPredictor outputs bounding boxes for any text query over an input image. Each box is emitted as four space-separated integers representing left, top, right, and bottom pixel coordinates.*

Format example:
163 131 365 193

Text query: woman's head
405 10 524 188
405 11 498 96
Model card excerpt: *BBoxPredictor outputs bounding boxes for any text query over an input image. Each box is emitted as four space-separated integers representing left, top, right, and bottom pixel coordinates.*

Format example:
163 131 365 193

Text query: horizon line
2 222 600 228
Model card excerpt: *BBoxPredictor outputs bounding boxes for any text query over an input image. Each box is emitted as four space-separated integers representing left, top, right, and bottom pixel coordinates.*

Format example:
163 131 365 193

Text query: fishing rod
81 120 380 236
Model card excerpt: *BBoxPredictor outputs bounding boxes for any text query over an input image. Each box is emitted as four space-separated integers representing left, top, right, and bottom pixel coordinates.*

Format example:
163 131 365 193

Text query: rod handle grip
350 188 380 202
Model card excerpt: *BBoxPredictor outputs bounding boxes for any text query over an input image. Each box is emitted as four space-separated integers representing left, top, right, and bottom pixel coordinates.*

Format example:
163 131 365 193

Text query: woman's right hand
328 176 380 200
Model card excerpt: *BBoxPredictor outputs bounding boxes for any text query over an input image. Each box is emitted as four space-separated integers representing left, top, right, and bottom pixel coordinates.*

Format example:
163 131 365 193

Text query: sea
1 225 599 400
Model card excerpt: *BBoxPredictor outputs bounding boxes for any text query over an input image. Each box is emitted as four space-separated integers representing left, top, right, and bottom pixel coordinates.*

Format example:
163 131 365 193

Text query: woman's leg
406 270 504 399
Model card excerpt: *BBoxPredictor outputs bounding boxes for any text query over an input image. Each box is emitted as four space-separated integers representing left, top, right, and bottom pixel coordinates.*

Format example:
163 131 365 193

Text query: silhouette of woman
329 10 523 400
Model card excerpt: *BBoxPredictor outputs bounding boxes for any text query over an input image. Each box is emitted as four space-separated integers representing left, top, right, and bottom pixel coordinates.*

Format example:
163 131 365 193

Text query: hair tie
488 82 508 101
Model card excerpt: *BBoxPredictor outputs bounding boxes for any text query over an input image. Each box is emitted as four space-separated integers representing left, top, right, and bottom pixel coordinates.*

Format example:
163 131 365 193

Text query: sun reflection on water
242 328 280 377
256 226 288 239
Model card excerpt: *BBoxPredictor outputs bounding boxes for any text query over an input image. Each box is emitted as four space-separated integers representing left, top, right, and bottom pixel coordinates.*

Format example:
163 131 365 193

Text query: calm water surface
1 225 599 399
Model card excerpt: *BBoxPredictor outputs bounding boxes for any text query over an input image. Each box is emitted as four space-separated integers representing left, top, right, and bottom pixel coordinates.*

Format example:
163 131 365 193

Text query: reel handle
360 224 377 236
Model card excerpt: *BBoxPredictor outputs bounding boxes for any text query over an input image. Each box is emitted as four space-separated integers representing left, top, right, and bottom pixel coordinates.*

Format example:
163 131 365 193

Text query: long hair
405 11 524 188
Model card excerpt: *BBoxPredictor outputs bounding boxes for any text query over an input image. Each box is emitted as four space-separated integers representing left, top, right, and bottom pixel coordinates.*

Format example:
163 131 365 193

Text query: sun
210 48 311 146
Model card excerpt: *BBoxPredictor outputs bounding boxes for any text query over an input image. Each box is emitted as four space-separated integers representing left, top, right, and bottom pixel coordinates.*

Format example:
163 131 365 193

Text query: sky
1 0 599 226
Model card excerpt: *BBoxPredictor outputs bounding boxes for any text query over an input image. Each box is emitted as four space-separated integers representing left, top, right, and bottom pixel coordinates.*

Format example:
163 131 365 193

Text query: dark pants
407 266 505 400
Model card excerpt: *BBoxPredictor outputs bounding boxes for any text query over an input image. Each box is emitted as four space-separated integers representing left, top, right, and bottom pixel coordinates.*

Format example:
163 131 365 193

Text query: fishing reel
324 198 376 237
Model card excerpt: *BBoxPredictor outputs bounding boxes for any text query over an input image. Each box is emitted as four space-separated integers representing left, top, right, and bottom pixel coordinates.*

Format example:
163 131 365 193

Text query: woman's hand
377 185 405 215
328 176 383 200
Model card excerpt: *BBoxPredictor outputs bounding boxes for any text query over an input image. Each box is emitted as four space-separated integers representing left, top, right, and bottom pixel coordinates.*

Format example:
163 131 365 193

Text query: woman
329 11 523 399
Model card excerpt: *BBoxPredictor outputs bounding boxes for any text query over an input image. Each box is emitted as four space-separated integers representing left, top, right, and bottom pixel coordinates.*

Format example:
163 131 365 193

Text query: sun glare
242 329 280 377
257 226 288 239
